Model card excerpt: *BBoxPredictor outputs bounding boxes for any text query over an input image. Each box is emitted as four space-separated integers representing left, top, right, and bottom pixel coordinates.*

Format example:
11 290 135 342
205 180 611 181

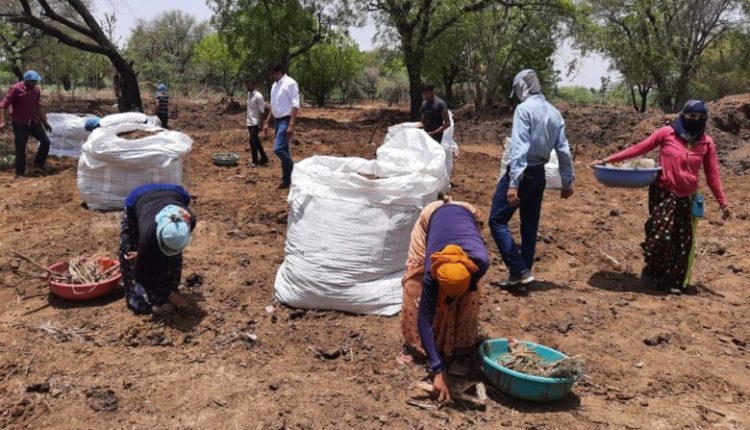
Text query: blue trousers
489 165 546 277
274 117 294 186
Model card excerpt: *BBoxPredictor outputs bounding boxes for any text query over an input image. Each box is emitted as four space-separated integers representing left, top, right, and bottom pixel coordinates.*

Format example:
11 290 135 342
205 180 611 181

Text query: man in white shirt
245 78 268 167
261 63 300 189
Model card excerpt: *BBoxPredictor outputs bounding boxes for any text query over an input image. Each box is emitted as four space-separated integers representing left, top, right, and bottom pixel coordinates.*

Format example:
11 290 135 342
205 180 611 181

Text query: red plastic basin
47 257 122 301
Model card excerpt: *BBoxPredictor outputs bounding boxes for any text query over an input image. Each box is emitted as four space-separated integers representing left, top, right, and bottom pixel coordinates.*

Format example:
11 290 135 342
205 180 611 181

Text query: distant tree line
1 0 748 114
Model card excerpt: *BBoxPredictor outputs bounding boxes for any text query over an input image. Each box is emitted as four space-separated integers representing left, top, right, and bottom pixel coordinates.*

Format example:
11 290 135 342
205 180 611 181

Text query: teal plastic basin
480 339 575 402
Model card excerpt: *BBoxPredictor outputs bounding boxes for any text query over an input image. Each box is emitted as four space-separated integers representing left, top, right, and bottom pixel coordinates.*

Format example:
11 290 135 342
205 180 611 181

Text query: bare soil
0 97 748 430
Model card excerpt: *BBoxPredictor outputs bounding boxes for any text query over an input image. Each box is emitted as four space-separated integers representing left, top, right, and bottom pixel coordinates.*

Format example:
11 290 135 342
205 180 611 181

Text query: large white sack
47 113 98 158
499 137 563 189
77 123 192 210
100 112 162 128
274 128 449 316
385 111 457 176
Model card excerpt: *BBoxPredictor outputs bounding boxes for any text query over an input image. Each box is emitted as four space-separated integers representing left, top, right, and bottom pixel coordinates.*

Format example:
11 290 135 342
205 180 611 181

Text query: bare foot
167 291 190 310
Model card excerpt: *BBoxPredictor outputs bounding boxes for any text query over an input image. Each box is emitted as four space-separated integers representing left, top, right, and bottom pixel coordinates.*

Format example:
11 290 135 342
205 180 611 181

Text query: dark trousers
274 117 294 186
489 165 546 276
157 112 169 129
248 125 269 165
13 122 50 176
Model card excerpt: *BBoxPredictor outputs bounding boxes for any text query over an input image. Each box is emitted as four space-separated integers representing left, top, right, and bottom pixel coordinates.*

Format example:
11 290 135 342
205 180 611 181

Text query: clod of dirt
644 334 670 346
25 382 50 393
557 321 574 334
610 209 621 217
288 309 307 321
268 382 280 391
84 387 118 412
185 273 204 288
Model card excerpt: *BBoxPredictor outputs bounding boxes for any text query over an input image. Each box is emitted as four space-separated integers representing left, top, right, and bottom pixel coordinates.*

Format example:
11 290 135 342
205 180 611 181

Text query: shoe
501 271 535 287
278 183 290 190
668 287 683 295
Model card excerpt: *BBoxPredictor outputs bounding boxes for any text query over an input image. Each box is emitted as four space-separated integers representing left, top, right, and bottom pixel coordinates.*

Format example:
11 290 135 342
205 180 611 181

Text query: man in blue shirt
489 70 575 291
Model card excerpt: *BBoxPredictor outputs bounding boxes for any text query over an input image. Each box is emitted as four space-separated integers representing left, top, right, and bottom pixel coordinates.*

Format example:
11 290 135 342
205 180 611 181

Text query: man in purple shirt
0 70 52 177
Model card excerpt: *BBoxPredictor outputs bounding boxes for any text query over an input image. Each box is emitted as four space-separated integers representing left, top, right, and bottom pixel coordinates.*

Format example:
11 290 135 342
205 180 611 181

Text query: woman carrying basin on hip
400 195 489 403
591 100 730 295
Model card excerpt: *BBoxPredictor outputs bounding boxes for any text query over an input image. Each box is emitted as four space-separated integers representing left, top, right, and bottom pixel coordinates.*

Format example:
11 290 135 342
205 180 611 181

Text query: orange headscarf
430 244 479 308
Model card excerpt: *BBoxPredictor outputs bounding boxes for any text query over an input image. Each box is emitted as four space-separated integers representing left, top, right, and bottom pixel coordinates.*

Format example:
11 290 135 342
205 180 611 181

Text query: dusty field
0 96 748 430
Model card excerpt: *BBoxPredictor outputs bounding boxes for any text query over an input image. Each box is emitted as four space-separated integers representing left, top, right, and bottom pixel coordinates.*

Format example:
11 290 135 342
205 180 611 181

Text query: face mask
682 115 706 136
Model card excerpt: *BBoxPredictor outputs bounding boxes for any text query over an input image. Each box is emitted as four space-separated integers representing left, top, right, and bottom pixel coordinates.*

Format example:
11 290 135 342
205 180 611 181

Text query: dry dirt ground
0 96 748 430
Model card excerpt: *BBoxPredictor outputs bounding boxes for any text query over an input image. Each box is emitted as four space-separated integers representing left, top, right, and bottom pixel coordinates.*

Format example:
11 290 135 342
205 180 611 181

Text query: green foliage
579 0 747 112
691 29 750 100
125 10 209 90
208 0 354 75
193 33 243 96
291 34 364 106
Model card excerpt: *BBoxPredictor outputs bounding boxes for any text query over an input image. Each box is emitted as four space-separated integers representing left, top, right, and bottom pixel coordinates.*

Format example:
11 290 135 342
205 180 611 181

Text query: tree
2 0 143 111
582 0 747 112
292 34 364 107
193 33 243 96
692 29 750 100
463 3 564 113
125 11 209 90
208 0 355 74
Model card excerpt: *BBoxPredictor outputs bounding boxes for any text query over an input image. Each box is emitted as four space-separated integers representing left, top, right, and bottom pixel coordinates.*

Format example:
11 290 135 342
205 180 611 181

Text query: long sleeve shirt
508 94 575 188
0 81 42 126
608 126 728 207
246 90 265 126
417 204 489 373
270 74 300 118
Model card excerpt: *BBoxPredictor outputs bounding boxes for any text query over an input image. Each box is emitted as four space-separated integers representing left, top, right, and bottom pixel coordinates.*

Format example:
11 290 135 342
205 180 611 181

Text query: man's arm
287 81 301 137
0 87 17 130
554 120 575 188
38 105 51 132
430 104 450 136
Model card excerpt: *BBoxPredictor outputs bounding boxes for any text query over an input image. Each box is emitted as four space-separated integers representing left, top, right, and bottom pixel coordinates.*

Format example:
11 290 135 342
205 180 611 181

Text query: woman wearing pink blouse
592 100 731 294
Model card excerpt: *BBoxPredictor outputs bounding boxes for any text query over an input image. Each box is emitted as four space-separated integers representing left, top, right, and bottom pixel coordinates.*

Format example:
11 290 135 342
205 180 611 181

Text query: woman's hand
433 371 452 403
589 159 607 168
125 251 138 261
722 206 731 221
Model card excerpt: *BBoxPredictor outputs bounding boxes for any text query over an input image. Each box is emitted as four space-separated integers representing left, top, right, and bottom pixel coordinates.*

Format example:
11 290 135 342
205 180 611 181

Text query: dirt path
0 100 748 430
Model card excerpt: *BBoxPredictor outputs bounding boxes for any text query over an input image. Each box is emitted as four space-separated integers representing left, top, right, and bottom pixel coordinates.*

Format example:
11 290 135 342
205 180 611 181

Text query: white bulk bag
274 128 449 316
100 112 162 128
499 137 563 189
47 113 98 158
385 111 457 176
77 123 192 210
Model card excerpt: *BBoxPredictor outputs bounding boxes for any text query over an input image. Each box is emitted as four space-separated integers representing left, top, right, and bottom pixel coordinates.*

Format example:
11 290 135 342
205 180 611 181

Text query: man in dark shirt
119 183 197 315
420 82 450 143
154 83 170 129
0 70 52 177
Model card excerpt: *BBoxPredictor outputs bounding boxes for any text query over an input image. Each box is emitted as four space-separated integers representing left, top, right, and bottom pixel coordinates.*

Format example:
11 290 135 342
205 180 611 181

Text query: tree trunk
11 64 23 81
630 85 638 112
110 55 143 112
316 92 325 108
407 67 423 120
639 86 650 113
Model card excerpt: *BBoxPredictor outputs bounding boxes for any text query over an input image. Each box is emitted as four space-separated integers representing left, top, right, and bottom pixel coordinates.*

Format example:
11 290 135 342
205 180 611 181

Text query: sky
96 0 611 88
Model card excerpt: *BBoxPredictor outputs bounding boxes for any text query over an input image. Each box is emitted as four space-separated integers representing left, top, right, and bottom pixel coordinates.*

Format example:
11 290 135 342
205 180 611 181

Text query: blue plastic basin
480 339 575 402
594 165 661 188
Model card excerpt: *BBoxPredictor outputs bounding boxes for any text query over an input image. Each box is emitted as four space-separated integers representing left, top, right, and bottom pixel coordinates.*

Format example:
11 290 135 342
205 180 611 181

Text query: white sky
96 0 611 88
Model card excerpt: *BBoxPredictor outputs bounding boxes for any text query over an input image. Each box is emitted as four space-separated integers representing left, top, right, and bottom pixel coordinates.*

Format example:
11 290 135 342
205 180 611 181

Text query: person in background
0 70 52 177
84 117 101 132
119 183 197 315
262 63 300 189
591 100 730 295
401 195 489 403
489 69 575 292
154 83 170 129
420 82 450 144
245 78 269 167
